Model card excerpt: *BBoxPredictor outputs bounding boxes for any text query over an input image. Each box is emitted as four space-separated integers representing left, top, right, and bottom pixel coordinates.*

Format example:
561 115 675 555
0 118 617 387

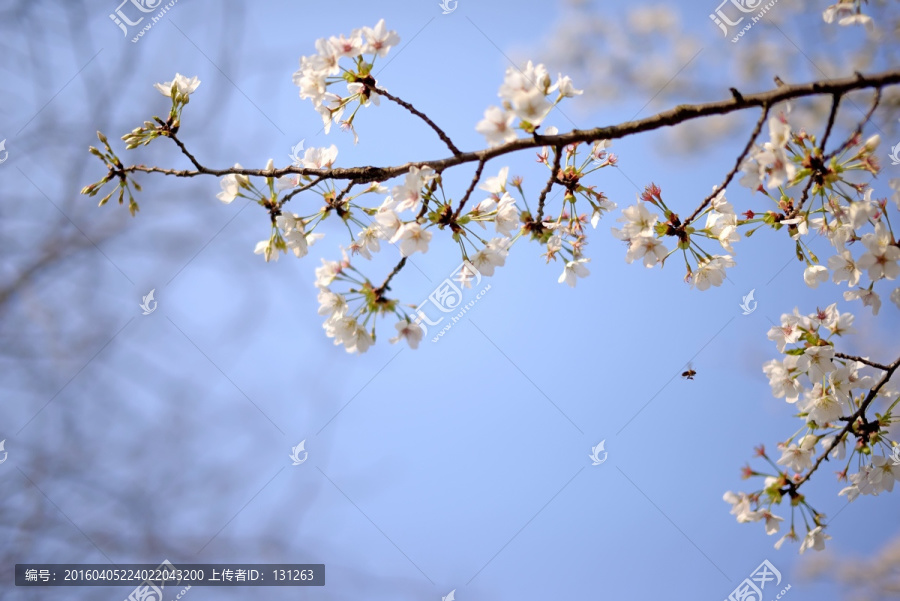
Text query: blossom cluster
530 138 618 286
724 304 899 553
291 19 400 141
211 32 616 350
476 60 583 146
611 184 736 290
309 163 518 352
736 106 899 315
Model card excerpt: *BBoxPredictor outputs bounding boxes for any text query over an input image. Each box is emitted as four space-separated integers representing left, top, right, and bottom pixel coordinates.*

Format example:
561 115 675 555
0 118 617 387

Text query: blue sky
3 1 899 600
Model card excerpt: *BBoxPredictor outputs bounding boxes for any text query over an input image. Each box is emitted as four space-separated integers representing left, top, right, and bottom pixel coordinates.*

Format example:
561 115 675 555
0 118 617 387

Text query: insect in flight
681 362 697 380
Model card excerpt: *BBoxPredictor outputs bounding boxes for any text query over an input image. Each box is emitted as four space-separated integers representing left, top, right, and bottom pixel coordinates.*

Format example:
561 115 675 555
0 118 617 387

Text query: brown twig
819 93 842 152
452 158 487 220
793 94 842 214
374 257 407 296
367 83 462 156
168 132 203 170
536 146 562 223
417 178 440 220
684 103 770 226
835 352 892 372
281 176 328 203
824 88 882 162
334 180 356 205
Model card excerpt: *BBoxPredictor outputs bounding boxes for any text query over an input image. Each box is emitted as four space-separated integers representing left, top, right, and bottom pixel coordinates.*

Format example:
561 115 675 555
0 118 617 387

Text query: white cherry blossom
558 258 590 287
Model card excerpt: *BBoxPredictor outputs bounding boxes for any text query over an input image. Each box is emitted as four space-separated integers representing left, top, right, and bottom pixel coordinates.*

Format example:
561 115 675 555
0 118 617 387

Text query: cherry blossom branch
792 354 900 491
366 83 462 156
112 69 900 187
683 103 769 226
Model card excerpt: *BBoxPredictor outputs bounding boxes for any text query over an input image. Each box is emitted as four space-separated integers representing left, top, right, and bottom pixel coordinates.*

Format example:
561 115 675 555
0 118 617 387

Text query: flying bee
681 362 697 380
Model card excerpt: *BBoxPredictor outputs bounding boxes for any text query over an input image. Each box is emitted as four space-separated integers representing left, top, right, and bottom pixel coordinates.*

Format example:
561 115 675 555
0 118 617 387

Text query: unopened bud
863 134 880 152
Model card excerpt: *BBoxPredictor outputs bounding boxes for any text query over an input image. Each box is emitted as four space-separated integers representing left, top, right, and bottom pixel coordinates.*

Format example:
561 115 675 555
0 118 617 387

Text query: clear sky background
2 1 899 600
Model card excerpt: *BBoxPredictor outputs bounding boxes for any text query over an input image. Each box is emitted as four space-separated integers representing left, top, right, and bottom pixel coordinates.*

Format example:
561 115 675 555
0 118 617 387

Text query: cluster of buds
80 131 141 216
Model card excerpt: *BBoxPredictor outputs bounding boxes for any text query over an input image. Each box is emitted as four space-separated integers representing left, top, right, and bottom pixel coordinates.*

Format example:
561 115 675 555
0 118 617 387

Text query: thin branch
334 180 356 205
819 93 842 151
372 181 438 296
418 178 439 220
168 132 203 170
835 352 892 372
111 69 900 186
374 257 406 296
536 146 562 223
367 83 462 156
684 103 770 226
824 88 882 161
281 176 328 203
794 95 841 214
452 158 486 219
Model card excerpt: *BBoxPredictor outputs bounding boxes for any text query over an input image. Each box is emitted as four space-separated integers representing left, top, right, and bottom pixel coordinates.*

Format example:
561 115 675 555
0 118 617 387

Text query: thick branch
118 69 900 185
